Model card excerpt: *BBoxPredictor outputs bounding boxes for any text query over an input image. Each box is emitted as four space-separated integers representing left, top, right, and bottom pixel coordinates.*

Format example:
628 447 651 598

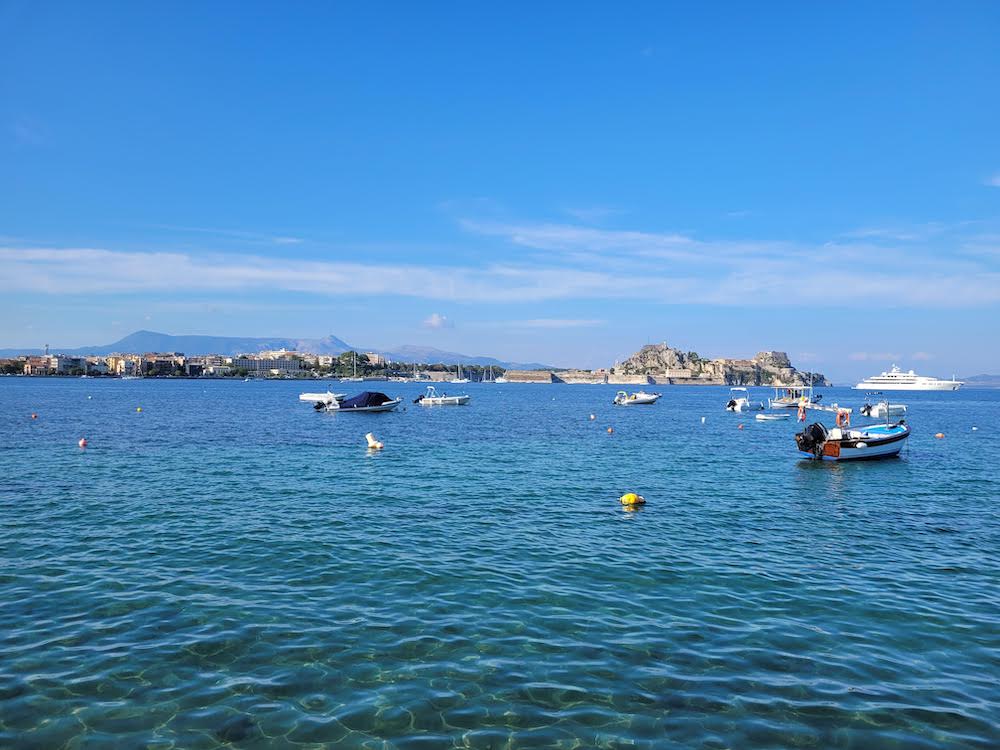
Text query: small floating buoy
31 413 37 419
589 414 596 421
78 438 88 449
701 416 706 424
607 427 614 434
620 493 645 506
935 432 944 439
738 424 745 430
972 426 978 431
365 432 384 450
136 407 142 412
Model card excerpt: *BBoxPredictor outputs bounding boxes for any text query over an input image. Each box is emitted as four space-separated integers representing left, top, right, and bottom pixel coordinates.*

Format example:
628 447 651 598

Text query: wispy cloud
151 224 304 245
4 214 1000 309
561 206 625 224
985 174 1000 187
911 351 934 361
422 312 453 329
849 352 902 362
511 319 604 329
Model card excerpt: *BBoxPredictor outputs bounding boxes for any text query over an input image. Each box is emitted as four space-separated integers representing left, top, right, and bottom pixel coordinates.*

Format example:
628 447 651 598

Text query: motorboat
299 390 346 404
494 375 508 383
414 385 470 406
769 384 817 409
854 365 962 391
613 390 661 405
318 391 402 413
794 420 910 461
860 401 907 418
755 412 791 421
725 387 764 412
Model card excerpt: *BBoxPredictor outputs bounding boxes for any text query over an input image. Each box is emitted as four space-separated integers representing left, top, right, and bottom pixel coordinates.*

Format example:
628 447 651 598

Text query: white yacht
854 365 962 391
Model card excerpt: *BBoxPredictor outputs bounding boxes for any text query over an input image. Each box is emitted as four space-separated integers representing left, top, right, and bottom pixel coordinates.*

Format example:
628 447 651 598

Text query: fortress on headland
503 343 828 386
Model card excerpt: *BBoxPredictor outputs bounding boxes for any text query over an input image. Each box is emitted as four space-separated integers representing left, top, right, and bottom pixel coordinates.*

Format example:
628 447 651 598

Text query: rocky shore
504 343 827 386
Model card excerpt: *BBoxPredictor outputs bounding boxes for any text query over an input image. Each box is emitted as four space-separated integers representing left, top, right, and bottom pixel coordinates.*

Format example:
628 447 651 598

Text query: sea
1 378 998 749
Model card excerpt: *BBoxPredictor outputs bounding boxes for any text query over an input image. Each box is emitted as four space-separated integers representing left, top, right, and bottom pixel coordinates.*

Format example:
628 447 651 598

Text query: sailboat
340 351 364 383
449 363 470 384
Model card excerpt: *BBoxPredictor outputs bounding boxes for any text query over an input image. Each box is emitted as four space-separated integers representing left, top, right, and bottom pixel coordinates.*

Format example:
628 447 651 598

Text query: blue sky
1 2 999 379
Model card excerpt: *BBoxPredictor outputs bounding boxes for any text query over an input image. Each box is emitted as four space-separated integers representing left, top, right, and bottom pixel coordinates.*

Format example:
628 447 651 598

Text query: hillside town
0 342 826 386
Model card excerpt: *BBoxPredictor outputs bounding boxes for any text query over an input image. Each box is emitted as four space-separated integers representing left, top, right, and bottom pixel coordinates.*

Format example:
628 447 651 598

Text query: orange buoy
935 432 944 439
78 438 88 448
136 407 142 412
31 413 37 419
607 427 614 434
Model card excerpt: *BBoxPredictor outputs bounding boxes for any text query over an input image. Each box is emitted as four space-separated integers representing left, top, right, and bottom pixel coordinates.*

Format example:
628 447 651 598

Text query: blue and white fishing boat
794 421 909 461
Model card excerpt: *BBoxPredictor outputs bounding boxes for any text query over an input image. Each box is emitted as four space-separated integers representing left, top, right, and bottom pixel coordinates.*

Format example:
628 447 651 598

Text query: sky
1 2 999 380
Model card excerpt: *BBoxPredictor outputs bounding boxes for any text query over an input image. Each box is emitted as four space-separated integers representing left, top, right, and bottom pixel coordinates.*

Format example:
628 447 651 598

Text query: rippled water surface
1 379 998 748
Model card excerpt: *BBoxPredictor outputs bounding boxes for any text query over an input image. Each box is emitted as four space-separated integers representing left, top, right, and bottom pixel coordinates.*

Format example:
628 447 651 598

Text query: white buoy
972 426 978 431
701 416 706 424
365 432 384 450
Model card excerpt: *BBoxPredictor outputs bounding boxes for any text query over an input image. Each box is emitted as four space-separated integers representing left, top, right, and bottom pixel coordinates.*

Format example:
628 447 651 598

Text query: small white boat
860 401 907 418
494 376 508 384
613 390 661 405
299 390 346 404
726 387 765 412
319 391 401 413
795 421 910 461
414 385 470 406
756 412 791 421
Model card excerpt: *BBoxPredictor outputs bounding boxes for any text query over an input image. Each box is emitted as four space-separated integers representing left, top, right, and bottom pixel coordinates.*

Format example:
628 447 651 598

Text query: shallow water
1 378 998 748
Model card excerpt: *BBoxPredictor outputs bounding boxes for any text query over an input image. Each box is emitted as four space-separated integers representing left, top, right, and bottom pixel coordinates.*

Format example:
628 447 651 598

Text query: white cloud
4 214 1000 311
849 352 902 362
511 319 604 329
422 313 453 329
152 224 304 245
985 174 1000 187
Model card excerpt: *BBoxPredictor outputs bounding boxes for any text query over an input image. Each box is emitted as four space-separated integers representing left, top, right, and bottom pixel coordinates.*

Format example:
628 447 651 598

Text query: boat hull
795 423 909 461
419 395 470 406
853 381 960 391
327 400 401 413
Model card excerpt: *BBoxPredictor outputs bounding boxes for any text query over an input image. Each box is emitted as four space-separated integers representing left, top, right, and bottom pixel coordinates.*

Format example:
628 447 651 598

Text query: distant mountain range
961 374 1000 388
0 330 554 370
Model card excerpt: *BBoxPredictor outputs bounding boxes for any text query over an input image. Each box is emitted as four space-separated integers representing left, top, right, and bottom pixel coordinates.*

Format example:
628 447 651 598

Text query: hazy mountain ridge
0 330 553 370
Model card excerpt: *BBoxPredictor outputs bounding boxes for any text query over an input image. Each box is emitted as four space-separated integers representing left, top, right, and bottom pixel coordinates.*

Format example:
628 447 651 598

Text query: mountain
961 374 1000 388
0 330 552 369
0 330 353 357
374 344 552 370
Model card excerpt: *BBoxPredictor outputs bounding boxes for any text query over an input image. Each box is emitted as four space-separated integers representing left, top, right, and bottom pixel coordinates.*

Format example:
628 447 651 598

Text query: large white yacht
854 365 963 391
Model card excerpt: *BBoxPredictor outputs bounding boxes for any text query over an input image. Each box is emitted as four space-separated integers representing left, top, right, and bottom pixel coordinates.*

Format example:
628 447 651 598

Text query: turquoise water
1 378 998 749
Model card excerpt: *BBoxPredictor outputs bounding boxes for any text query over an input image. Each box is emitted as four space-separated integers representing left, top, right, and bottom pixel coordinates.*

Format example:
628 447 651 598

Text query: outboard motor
413 395 423 404
313 401 325 411
726 399 737 410
795 422 828 455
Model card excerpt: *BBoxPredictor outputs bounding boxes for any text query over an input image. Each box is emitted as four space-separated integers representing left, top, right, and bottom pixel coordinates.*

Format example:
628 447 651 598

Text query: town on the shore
0 343 827 386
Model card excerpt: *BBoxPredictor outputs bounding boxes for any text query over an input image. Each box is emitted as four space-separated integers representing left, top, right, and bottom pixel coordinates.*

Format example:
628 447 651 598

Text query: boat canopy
340 391 394 409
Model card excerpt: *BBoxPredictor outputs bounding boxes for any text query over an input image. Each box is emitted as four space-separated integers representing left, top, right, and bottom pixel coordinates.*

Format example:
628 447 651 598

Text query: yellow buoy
365 432 384 450
136 407 142 412
620 493 645 506
935 432 944 439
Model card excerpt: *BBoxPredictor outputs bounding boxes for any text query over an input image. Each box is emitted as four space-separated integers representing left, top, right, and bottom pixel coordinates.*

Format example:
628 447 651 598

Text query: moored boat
756 412 791 421
319 391 402 413
860 401 907 418
854 365 962 391
299 390 346 404
725 387 764 412
794 421 909 461
613 390 661 405
414 385 470 406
